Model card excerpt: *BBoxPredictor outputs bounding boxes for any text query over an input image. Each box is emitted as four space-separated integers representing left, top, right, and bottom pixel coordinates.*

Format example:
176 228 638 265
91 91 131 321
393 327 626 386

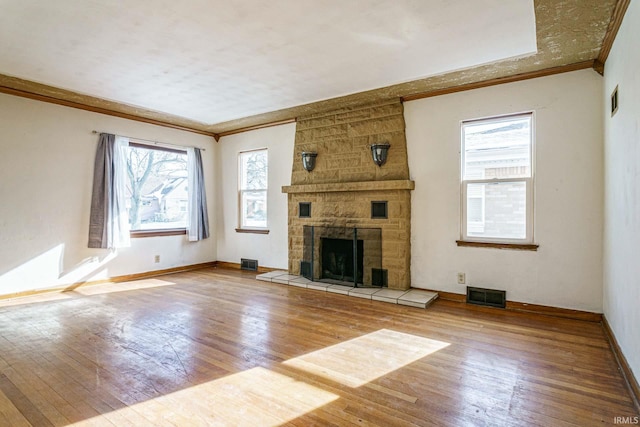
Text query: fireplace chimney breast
282 100 414 290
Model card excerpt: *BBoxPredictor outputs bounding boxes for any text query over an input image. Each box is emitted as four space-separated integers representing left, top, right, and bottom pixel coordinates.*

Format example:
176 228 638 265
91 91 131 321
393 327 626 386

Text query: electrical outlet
154 255 160 263
457 272 466 284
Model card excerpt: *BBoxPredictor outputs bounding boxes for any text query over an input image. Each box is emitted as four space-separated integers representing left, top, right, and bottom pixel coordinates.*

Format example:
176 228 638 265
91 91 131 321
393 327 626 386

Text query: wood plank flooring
0 267 637 426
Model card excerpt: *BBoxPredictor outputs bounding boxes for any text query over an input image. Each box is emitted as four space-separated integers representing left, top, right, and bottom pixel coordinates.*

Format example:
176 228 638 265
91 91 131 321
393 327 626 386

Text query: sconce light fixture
301 151 318 172
370 143 390 167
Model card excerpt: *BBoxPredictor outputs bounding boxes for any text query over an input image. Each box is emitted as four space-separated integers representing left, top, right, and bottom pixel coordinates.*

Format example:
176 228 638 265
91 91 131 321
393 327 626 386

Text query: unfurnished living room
0 0 639 426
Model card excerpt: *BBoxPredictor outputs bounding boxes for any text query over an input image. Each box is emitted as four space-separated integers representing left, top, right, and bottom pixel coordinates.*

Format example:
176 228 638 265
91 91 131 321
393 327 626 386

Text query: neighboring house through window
125 143 188 232
238 149 268 229
461 113 534 243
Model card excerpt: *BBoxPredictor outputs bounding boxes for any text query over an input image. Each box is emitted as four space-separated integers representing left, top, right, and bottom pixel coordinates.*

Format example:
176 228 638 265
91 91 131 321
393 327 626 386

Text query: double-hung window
461 113 534 244
238 149 268 230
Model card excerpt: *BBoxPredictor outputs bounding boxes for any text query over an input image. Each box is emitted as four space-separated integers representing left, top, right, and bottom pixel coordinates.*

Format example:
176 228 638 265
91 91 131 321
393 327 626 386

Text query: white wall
405 69 604 312
603 0 640 386
0 93 217 296
216 123 295 269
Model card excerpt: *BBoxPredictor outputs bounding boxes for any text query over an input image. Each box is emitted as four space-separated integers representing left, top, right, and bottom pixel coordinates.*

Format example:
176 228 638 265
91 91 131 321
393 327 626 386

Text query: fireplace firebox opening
321 238 364 284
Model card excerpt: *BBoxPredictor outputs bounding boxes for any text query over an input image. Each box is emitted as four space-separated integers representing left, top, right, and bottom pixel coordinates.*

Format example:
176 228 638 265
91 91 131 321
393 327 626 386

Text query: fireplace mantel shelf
282 179 415 194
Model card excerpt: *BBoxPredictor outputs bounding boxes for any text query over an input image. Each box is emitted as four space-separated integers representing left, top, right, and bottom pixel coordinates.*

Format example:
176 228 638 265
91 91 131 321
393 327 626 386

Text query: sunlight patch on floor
0 278 177 308
71 278 177 296
283 329 450 387
68 367 338 427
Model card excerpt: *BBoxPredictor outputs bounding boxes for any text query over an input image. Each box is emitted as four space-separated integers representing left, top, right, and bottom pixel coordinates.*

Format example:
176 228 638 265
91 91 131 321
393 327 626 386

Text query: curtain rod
91 130 205 151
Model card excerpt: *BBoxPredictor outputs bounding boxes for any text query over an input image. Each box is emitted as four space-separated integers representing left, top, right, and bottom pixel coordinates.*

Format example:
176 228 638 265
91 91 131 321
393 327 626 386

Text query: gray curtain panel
190 148 210 241
88 133 115 248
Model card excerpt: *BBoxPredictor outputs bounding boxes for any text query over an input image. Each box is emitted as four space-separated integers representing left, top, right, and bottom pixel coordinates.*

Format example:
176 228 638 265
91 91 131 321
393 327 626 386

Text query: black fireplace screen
301 226 383 287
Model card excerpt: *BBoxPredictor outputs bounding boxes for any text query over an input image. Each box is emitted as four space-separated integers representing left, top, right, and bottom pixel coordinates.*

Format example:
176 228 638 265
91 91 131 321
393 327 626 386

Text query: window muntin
239 149 268 229
125 143 188 232
461 113 534 243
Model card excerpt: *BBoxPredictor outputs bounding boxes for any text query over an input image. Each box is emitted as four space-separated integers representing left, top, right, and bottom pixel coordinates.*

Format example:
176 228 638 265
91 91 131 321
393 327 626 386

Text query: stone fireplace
282 100 414 290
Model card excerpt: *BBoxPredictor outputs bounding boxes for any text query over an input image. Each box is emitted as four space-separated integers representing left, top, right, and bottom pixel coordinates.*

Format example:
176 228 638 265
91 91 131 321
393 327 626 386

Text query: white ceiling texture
0 0 536 125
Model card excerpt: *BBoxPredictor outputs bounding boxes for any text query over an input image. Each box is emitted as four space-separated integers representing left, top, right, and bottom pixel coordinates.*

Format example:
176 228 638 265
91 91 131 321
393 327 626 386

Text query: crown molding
0 75 216 138
595 0 631 75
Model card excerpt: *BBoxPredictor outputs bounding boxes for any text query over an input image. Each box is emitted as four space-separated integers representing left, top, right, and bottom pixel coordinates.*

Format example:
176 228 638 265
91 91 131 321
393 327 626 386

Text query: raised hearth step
255 272 438 309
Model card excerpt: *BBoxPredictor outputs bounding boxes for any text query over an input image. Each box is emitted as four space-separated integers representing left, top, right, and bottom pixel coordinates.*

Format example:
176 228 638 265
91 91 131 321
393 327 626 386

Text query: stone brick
319 138 355 153
294 143 319 155
295 128 315 144
291 170 314 185
313 124 348 139
347 116 405 137
370 103 403 119
293 169 342 185
335 108 372 124
296 115 336 131
375 166 408 181
339 168 376 182
324 153 362 170
325 192 357 203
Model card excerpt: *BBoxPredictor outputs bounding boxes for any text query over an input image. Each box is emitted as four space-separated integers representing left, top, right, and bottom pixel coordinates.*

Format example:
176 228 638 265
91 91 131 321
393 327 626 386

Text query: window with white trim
461 113 534 243
125 143 188 232
238 149 268 229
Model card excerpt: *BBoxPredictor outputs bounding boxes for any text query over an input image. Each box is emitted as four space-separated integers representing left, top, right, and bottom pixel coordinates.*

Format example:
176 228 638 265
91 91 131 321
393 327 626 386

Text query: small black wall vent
466 286 506 308
611 85 619 117
241 258 258 271
299 202 311 218
371 201 388 219
371 268 388 287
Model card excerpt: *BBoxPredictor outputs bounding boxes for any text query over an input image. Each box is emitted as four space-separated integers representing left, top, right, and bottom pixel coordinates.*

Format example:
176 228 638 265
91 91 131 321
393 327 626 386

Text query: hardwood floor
0 267 636 426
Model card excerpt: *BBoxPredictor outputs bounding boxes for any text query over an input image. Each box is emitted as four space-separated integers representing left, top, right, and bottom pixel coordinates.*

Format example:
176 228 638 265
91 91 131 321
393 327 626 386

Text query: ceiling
0 0 619 136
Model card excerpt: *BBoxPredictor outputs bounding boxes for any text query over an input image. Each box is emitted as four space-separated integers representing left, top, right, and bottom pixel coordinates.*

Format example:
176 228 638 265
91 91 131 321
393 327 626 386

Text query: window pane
241 190 267 228
466 182 526 239
125 145 188 231
463 116 531 180
240 150 268 190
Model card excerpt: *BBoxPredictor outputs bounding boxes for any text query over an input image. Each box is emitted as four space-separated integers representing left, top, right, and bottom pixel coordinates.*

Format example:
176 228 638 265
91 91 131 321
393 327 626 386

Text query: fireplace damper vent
466 286 506 308
241 258 258 271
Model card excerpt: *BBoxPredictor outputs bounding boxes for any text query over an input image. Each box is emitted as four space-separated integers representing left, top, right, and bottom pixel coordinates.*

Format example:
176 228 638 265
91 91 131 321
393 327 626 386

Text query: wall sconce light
301 151 318 172
370 143 390 167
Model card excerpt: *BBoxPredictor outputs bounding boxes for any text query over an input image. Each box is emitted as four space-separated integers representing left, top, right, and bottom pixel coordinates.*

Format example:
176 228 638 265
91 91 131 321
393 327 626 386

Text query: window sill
456 240 539 251
235 228 270 235
130 229 186 238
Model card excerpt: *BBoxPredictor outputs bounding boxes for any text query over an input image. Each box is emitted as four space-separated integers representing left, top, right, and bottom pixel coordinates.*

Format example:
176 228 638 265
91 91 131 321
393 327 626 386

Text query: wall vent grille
371 201 388 219
466 286 506 308
299 202 311 218
241 258 258 271
371 268 388 287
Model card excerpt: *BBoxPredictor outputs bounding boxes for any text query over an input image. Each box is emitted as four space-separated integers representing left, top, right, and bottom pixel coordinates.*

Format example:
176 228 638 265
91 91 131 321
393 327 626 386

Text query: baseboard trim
424 289 602 322
215 261 279 273
603 315 640 412
0 261 217 301
506 300 602 322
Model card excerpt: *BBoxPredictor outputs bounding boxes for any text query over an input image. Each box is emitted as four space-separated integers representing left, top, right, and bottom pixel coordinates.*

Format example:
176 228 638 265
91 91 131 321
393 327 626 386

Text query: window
461 113 534 244
125 143 188 232
238 149 268 229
